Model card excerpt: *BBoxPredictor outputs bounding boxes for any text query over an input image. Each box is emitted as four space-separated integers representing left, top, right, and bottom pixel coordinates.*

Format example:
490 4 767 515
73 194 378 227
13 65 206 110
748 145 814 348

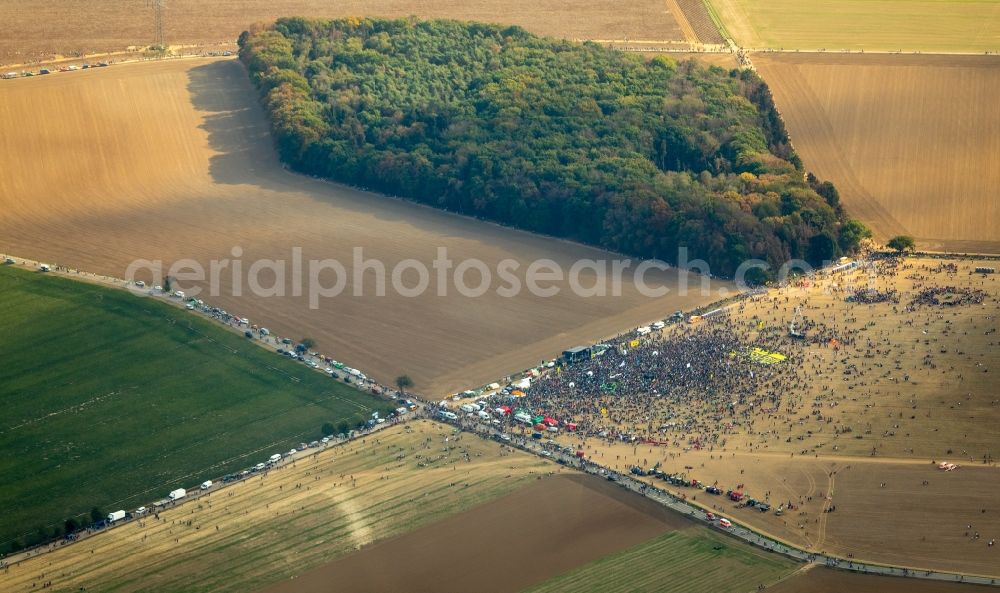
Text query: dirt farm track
756 53 1000 254
0 57 725 397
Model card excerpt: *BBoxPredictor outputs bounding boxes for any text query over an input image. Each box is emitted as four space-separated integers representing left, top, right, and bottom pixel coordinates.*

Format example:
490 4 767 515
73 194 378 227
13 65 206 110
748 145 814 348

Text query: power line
147 0 165 47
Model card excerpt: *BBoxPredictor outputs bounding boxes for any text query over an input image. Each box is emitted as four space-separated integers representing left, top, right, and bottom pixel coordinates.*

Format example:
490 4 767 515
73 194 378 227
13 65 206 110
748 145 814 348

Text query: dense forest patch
239 18 867 278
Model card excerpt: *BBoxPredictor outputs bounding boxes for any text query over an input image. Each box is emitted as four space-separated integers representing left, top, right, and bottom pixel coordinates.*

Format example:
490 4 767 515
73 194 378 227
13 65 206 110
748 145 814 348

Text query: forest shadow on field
186 59 280 187
184 59 483 237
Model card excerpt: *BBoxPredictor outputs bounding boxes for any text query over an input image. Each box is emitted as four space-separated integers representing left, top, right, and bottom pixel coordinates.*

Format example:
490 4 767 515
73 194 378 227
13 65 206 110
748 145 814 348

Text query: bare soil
0 421 554 593
540 257 1000 575
755 53 1000 253
257 474 690 593
0 0 684 67
0 57 728 397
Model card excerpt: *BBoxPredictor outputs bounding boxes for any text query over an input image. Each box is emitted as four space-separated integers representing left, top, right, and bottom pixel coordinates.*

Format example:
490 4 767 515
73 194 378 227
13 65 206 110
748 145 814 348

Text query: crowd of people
515 255 997 463
910 286 987 308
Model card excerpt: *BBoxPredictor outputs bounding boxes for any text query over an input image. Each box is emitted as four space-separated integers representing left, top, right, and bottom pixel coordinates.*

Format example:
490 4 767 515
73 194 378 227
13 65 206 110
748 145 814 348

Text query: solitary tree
90 507 103 523
886 235 915 252
299 337 316 351
395 375 414 395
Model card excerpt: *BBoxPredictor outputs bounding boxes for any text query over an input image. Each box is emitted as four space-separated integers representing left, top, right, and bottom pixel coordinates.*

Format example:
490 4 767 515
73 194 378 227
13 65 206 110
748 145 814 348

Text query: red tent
575 450 586 458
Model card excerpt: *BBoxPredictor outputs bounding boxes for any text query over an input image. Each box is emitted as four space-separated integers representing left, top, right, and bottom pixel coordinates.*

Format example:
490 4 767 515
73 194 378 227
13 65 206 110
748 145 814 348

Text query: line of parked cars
2 62 109 80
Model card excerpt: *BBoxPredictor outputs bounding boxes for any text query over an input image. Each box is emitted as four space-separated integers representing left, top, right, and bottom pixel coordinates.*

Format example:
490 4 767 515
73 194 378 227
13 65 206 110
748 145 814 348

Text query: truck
107 510 126 523
168 488 187 501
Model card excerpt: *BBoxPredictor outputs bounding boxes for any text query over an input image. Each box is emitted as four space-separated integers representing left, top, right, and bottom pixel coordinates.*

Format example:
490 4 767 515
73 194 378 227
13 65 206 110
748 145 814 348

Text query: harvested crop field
0 57 728 397
755 53 1000 253
0 0 685 66
563 443 1000 576
708 0 1000 53
0 421 553 593
537 256 1000 576
260 474 692 593
770 566 999 593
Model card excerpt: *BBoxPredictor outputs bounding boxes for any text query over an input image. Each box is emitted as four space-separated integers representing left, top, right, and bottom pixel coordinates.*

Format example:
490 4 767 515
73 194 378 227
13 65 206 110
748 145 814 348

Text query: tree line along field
0 265 391 554
754 53 1000 253
0 0 685 67
707 0 1000 53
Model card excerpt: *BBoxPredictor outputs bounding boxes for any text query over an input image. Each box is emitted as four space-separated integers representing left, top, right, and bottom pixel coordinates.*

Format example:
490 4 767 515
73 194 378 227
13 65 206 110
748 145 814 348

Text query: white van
200 480 213 490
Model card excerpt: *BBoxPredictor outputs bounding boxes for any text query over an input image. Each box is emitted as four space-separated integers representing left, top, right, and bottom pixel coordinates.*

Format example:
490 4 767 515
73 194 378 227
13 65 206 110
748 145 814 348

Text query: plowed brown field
0 0 684 66
0 57 727 397
258 474 689 593
755 53 1000 253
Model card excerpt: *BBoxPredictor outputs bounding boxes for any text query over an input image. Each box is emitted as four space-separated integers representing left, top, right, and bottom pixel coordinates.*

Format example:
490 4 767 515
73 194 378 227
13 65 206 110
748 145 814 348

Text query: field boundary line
700 0 731 40
663 0 700 44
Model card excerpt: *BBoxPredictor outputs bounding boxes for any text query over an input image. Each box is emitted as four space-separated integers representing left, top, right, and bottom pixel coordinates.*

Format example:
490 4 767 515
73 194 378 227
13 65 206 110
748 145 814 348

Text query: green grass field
0 265 391 553
708 0 1000 52
523 529 799 593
